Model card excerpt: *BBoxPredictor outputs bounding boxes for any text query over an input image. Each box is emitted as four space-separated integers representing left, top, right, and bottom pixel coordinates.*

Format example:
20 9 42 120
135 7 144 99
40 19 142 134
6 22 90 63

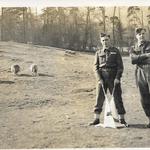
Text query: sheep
11 64 20 75
65 50 76 56
30 64 38 76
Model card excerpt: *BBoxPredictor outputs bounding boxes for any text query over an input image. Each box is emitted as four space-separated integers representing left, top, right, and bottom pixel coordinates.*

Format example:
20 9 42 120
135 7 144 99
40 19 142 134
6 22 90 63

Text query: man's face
100 36 111 48
136 29 146 43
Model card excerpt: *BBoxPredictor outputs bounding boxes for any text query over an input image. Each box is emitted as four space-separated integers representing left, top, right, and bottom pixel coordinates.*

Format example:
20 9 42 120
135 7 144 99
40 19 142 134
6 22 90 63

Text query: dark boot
146 123 150 128
89 118 100 126
119 119 129 127
147 117 150 128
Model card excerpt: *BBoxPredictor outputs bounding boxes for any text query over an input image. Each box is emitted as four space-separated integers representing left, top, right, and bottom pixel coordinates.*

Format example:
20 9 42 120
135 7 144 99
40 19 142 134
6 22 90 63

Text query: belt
101 68 116 72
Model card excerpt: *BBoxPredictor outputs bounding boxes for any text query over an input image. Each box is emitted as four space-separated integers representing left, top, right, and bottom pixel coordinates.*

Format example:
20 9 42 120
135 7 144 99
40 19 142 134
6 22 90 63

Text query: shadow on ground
19 74 33 77
0 81 15 84
18 73 54 77
38 73 54 77
128 124 147 129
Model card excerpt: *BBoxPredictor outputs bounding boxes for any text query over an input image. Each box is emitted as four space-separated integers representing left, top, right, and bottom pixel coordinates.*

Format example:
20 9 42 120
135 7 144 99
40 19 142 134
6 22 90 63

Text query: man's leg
138 83 150 128
137 68 150 127
114 83 128 126
108 80 128 126
138 83 150 117
113 83 126 115
90 82 106 125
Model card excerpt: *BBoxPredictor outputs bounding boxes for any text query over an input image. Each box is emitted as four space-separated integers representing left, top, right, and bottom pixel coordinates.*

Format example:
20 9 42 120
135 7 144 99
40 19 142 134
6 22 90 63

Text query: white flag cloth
102 84 118 128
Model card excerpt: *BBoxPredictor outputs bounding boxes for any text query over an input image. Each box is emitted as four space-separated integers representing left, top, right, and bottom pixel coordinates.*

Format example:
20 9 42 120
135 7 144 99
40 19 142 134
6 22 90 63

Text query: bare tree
0 7 141 51
22 7 27 43
147 7 150 39
127 6 142 45
1 7 4 41
112 6 116 46
83 7 95 50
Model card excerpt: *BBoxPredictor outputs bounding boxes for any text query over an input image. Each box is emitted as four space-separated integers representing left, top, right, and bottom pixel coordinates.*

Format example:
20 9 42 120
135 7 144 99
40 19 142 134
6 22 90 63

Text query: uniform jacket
94 46 124 81
130 41 150 66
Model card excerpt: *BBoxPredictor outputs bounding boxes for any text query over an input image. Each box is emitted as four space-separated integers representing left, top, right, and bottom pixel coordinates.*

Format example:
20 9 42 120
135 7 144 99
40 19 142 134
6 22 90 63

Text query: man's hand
114 78 120 85
145 53 150 57
98 79 104 85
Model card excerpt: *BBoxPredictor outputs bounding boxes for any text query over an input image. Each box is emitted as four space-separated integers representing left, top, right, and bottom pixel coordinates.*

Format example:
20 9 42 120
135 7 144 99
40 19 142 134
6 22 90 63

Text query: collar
137 40 146 47
102 46 111 52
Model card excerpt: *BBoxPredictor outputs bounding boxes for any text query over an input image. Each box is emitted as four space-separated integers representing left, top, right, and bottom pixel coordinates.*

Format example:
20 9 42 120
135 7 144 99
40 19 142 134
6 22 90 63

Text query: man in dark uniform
90 33 127 126
130 27 150 128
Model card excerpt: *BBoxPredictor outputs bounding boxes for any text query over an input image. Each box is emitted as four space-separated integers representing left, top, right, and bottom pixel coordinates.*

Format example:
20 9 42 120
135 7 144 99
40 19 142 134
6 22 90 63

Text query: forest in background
0 7 150 52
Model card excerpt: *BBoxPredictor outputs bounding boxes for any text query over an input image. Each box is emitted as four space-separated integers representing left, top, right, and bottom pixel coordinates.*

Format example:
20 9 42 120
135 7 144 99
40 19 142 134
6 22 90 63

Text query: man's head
135 27 146 43
100 33 111 49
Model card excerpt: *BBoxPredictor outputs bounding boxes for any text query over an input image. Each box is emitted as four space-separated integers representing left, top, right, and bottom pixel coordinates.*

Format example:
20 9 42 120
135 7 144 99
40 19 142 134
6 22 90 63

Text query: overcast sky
0 0 150 7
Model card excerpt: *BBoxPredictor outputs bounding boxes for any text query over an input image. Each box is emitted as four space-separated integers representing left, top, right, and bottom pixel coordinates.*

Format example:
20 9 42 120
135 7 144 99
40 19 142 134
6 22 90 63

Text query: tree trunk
112 6 116 46
141 10 144 27
83 7 90 50
1 7 4 41
118 7 123 51
23 7 27 43
148 26 150 40
102 7 106 32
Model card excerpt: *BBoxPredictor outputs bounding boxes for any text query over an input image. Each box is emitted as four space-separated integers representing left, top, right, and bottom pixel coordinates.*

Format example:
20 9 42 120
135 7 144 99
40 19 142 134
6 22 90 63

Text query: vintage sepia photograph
0 1 150 148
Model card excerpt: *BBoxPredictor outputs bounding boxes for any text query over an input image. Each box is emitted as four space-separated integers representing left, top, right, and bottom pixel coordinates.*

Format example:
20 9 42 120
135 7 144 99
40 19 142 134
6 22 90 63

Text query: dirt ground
0 41 150 148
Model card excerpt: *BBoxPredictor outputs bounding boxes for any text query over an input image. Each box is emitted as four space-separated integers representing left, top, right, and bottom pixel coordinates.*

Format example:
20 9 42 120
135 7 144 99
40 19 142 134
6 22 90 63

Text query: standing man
90 33 128 126
130 28 150 128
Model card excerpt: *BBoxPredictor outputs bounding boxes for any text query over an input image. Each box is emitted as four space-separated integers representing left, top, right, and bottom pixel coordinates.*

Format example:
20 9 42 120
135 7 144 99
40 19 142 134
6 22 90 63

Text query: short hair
100 32 110 38
135 27 146 34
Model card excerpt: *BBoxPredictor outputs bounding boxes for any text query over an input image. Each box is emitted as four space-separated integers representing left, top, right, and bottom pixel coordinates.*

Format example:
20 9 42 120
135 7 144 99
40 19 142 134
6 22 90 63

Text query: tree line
0 7 150 52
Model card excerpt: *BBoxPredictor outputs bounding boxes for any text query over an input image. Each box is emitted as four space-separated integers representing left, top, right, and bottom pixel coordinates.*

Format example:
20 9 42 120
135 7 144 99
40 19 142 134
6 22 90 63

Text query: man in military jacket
90 33 127 126
130 27 150 128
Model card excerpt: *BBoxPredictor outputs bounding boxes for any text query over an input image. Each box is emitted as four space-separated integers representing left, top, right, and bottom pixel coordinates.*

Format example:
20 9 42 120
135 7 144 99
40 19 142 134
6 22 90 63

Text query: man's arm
115 49 123 81
129 47 148 65
94 51 102 82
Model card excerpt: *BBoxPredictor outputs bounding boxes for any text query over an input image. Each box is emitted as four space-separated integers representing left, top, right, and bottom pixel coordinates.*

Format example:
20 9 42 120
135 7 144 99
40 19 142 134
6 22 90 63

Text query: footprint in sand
134 136 143 140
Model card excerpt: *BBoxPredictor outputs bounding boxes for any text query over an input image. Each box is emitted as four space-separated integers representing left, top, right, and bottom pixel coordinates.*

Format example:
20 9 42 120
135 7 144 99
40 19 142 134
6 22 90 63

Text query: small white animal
65 50 76 55
30 64 38 76
11 64 20 75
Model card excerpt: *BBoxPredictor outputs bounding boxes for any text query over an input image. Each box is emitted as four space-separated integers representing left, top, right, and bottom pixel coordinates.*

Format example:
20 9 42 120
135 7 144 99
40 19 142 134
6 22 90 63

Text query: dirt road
0 41 149 148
